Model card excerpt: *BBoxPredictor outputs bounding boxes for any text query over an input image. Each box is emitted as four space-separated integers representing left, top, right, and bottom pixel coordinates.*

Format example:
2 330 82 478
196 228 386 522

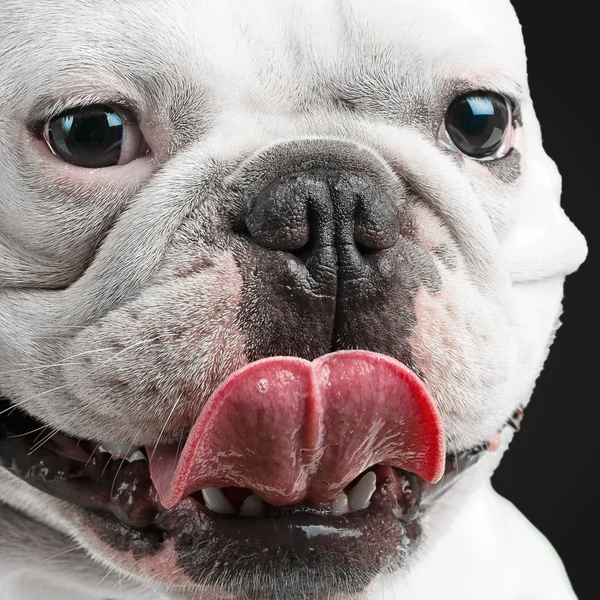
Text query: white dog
0 1 587 599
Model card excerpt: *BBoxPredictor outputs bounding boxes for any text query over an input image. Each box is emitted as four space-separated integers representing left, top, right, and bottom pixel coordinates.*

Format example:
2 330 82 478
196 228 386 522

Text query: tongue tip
429 436 447 485
147 443 186 510
399 438 446 485
426 457 446 485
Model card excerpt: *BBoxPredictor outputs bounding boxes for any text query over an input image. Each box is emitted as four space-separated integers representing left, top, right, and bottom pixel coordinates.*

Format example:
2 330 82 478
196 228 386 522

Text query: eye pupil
459 99 491 135
45 105 125 168
445 93 511 159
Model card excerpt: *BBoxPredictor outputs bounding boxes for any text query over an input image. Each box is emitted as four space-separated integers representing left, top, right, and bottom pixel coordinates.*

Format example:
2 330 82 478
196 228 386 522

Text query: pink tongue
149 351 445 509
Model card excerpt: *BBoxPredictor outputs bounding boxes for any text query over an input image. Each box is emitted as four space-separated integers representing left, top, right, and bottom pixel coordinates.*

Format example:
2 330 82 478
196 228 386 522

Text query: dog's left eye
42 104 147 168
440 92 514 161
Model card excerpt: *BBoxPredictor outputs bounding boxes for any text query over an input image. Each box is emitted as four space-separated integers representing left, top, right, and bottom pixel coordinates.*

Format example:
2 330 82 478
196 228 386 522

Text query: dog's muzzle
226 140 441 364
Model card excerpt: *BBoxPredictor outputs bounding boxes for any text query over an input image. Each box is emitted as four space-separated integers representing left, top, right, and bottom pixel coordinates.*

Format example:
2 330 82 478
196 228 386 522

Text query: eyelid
446 77 523 107
28 95 141 133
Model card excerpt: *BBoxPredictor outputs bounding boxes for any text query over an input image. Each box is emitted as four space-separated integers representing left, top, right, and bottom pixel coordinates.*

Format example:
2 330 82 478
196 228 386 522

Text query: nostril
353 197 401 252
233 221 250 236
290 204 322 260
354 242 384 256
245 178 312 251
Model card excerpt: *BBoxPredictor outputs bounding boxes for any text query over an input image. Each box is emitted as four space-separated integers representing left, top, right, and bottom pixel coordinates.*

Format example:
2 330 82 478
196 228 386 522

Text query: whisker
92 567 115 592
28 427 61 455
7 423 48 438
0 335 158 418
108 447 135 494
110 461 129 494
101 452 117 477
149 394 183 462
26 324 88 330
0 346 126 377
42 545 82 563
31 425 51 446
86 441 102 467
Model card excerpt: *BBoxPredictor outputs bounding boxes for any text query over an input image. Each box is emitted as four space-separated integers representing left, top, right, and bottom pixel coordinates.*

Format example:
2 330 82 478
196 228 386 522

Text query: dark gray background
493 3 597 599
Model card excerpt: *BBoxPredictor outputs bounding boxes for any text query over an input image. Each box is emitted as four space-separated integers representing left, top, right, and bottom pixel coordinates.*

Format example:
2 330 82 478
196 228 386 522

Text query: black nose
245 169 400 278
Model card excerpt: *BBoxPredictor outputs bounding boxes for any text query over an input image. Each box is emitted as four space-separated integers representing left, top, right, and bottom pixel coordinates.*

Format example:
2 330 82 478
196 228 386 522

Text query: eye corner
28 119 47 140
511 102 523 128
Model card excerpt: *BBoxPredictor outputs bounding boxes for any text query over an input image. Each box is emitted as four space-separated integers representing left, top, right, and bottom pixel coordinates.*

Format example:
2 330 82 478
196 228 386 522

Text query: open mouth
0 351 523 597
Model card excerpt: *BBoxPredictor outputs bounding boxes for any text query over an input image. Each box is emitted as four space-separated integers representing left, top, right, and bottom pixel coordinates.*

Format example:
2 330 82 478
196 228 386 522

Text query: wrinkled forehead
2 0 528 111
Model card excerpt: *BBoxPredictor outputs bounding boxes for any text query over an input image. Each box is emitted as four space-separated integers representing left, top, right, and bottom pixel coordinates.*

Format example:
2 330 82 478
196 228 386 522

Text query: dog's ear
502 100 587 283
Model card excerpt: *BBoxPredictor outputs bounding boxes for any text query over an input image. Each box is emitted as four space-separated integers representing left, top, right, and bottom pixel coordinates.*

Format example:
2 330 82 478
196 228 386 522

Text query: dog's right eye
43 104 147 168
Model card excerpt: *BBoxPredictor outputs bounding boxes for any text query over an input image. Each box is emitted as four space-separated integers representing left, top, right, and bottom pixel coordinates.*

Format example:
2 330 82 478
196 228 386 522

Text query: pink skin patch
488 432 502 452
149 350 445 509
81 525 193 587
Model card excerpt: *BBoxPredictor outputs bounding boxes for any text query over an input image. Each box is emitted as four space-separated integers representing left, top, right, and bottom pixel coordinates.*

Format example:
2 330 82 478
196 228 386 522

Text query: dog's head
0 0 587 598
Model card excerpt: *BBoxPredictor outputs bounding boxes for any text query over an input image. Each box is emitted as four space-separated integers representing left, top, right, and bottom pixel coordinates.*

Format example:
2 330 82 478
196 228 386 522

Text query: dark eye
442 92 513 160
43 104 146 168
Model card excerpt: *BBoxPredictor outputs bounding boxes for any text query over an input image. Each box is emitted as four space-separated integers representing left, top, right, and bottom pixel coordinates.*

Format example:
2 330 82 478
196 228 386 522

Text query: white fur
0 0 586 598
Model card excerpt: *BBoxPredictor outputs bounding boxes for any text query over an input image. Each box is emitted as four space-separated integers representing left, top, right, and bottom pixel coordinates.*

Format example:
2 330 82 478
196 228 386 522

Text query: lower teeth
201 488 235 514
240 494 264 517
347 471 377 511
331 493 349 515
98 442 146 462
199 471 378 517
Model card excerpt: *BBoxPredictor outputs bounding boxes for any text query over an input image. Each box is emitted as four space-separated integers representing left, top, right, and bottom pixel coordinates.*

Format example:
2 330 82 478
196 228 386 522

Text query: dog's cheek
409 265 517 448
409 201 517 445
458 150 523 238
59 252 248 443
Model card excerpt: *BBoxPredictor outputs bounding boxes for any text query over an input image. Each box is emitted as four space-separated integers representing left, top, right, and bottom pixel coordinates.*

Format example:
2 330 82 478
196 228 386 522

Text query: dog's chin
0 393 522 599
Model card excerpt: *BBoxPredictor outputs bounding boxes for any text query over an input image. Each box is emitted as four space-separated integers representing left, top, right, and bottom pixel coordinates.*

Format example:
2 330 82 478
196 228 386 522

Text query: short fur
0 1 587 598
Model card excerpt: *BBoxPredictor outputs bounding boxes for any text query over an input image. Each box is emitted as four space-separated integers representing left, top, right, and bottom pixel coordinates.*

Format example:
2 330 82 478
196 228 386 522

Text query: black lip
88 471 424 598
0 395 523 595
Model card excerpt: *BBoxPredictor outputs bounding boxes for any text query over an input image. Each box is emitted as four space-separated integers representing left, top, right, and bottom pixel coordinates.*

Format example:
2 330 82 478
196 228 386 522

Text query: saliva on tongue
148 350 445 509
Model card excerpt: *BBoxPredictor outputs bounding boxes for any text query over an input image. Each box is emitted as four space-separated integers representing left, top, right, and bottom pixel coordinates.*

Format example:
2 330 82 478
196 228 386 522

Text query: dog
0 0 588 598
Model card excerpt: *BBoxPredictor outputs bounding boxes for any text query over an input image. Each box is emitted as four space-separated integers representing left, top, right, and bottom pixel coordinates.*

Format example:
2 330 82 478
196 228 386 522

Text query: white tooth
331 493 349 515
240 494 264 517
201 488 235 515
347 471 377 511
128 450 147 462
99 442 139 458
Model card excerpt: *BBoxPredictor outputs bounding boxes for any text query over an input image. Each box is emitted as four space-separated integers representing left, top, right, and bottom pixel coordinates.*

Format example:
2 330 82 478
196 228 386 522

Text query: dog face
0 0 587 598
